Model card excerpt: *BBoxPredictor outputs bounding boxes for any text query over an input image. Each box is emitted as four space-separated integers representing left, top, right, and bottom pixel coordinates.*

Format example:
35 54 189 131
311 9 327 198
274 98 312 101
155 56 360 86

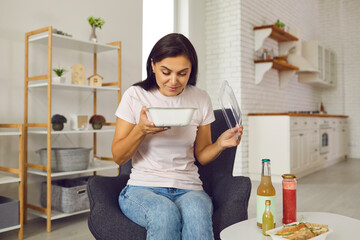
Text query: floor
1 158 359 240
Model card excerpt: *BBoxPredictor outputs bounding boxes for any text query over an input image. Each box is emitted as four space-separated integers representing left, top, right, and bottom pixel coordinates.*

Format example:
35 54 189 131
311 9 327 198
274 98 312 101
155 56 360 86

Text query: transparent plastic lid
218 80 242 136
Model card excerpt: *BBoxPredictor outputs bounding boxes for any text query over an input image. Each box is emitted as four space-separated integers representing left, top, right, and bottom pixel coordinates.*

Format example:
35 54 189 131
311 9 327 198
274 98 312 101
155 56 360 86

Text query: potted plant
275 19 285 31
53 67 67 84
89 115 106 130
87 16 105 42
51 114 67 131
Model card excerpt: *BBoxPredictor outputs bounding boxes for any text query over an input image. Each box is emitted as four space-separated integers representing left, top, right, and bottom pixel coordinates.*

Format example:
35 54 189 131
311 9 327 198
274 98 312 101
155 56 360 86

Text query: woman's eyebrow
160 66 190 72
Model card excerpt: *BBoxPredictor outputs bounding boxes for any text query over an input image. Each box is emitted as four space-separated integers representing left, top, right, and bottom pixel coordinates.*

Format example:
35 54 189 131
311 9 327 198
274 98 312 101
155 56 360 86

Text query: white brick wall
205 0 355 175
205 0 243 172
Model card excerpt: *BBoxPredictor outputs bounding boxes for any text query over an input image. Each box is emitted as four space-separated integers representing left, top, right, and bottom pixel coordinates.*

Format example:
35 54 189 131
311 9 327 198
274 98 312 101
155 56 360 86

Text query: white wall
319 0 360 158
0 0 142 201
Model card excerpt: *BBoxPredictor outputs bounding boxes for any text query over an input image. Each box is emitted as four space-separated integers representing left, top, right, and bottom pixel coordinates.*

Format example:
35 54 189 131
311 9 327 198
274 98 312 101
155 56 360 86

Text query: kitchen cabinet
0 124 24 240
248 114 348 182
24 26 120 232
297 41 336 88
253 25 299 87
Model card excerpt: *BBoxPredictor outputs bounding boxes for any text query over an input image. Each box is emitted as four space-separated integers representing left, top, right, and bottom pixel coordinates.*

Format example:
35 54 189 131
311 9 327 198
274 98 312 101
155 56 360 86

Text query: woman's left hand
216 125 243 150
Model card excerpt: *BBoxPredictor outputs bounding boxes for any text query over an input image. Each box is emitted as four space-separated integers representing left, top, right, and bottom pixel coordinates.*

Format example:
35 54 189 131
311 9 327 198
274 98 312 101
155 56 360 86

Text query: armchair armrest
87 175 146 240
211 176 251 239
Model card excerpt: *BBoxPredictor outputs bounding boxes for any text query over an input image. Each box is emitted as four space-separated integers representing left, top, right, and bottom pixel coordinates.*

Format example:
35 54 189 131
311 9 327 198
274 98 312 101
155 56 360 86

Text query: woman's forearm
112 125 146 165
196 140 225 165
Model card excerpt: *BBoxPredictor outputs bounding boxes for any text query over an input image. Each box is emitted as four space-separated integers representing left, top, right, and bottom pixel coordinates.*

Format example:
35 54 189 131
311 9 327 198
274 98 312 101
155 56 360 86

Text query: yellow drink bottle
262 200 274 236
257 159 276 228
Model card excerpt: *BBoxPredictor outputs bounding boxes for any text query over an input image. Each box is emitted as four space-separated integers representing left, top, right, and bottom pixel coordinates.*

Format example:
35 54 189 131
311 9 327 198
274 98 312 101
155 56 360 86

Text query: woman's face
152 55 192 97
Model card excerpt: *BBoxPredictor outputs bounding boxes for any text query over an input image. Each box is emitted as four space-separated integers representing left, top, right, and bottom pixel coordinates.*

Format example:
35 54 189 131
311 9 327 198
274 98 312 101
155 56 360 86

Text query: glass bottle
257 159 276 228
282 174 297 224
262 200 274 236
262 48 268 60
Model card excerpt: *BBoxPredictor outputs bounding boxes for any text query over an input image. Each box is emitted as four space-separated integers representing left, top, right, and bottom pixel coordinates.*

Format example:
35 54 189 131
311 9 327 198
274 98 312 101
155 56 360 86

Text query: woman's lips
167 86 178 91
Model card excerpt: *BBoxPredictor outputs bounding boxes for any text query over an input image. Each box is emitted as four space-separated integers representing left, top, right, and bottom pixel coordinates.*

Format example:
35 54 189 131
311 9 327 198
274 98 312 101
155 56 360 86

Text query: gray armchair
87 109 251 240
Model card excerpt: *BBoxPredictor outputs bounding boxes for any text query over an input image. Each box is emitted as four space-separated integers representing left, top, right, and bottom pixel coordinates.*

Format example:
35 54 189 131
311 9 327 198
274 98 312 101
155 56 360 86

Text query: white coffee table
220 212 359 240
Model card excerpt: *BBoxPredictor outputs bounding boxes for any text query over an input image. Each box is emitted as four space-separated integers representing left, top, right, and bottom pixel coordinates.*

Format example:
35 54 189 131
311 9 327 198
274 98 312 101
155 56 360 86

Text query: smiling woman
111 33 243 240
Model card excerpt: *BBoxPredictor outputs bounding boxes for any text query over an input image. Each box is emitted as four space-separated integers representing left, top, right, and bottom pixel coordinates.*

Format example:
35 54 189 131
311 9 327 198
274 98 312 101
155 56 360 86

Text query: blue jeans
118 185 214 240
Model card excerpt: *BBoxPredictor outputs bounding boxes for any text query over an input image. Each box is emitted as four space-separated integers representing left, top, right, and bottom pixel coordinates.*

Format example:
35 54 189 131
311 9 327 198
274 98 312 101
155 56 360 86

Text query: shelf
254 59 299 87
28 128 115 135
0 174 21 184
28 82 120 92
29 33 119 53
254 59 299 71
27 158 118 177
0 132 21 136
28 208 90 221
0 225 21 233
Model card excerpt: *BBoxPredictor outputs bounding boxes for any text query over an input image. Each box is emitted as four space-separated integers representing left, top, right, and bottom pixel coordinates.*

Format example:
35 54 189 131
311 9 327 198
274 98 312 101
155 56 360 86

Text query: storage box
40 178 89 213
70 114 89 130
0 196 19 229
36 147 92 172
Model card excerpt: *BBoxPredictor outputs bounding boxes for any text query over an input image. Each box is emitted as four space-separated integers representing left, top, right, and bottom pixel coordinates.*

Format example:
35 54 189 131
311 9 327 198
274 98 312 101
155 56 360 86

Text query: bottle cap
262 159 270 162
265 200 271 205
282 174 297 179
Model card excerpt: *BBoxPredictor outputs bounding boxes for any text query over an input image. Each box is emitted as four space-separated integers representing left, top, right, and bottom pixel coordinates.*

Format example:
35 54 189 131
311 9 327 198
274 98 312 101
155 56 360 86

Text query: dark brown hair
133 33 198 90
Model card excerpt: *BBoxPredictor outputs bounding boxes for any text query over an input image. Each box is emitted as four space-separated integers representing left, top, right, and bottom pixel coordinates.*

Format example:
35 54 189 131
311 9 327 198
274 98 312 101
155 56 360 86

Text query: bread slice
305 223 329 236
283 229 316 240
276 223 307 235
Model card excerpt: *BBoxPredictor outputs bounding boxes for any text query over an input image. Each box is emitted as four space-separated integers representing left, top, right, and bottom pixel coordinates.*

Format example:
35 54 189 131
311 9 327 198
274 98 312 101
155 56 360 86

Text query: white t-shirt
115 85 215 190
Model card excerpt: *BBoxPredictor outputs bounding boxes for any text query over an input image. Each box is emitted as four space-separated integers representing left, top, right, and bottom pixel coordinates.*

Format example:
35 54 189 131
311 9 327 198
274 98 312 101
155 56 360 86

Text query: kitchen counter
248 112 348 118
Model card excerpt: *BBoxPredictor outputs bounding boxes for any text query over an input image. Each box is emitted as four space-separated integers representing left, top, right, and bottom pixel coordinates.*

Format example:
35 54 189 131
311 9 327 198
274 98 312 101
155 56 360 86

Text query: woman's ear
151 58 155 73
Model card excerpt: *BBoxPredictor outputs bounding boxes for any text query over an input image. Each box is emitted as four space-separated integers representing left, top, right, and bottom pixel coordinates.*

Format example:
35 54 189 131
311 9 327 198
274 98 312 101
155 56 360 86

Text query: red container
282 174 297 224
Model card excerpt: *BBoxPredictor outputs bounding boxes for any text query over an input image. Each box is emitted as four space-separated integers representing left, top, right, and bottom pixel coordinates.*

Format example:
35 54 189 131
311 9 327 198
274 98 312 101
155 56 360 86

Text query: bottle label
257 195 276 224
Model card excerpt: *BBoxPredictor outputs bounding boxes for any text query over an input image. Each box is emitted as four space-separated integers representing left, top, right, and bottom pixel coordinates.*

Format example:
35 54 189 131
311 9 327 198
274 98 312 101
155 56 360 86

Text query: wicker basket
36 147 92 172
40 178 90 213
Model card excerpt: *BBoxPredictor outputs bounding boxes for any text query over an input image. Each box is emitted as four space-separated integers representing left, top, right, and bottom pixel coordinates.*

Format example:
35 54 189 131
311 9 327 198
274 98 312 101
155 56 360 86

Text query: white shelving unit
28 128 115 135
24 26 121 232
27 158 117 177
0 125 24 240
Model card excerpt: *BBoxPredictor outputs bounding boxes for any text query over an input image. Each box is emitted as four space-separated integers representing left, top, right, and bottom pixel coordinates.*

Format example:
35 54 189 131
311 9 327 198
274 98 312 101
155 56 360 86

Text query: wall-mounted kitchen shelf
24 26 121 233
254 59 299 88
254 25 298 54
254 25 299 87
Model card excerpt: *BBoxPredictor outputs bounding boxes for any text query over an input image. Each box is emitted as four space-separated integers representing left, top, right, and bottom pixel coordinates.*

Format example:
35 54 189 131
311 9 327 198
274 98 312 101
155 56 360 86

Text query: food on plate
275 222 329 240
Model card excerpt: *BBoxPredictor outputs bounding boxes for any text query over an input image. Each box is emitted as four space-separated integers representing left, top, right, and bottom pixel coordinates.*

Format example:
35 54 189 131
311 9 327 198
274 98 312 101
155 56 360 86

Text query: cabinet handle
315 149 318 152
304 122 307 125
342 129 346 132
299 133 304 136
294 122 298 125
314 130 318 133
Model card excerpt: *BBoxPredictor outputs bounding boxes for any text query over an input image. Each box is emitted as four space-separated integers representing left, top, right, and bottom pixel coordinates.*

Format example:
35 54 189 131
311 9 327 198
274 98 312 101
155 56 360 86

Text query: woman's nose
169 74 177 84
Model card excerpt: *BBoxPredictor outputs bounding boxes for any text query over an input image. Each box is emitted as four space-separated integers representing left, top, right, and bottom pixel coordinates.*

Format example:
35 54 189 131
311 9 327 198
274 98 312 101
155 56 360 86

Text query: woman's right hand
137 106 169 135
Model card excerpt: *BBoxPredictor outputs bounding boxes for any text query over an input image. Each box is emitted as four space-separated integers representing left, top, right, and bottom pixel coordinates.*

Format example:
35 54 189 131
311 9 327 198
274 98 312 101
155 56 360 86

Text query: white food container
146 107 197 127
266 222 333 240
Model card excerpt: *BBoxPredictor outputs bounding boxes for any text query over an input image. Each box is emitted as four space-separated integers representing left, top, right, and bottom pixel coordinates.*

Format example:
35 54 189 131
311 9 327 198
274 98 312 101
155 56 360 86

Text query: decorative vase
52 123 64 131
53 76 66 84
89 25 98 42
92 123 103 130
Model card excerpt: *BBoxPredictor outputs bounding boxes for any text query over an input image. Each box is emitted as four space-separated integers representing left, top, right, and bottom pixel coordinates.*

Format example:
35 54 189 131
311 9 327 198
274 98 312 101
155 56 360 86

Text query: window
142 0 175 79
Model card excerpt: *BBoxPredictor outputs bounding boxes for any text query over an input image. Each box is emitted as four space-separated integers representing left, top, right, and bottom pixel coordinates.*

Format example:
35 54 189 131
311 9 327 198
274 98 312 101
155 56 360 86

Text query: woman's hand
216 125 243 150
137 106 169 135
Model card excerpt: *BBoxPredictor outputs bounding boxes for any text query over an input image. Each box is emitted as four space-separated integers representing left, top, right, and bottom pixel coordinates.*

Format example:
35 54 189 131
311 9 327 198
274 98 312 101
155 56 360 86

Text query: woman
112 33 243 240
